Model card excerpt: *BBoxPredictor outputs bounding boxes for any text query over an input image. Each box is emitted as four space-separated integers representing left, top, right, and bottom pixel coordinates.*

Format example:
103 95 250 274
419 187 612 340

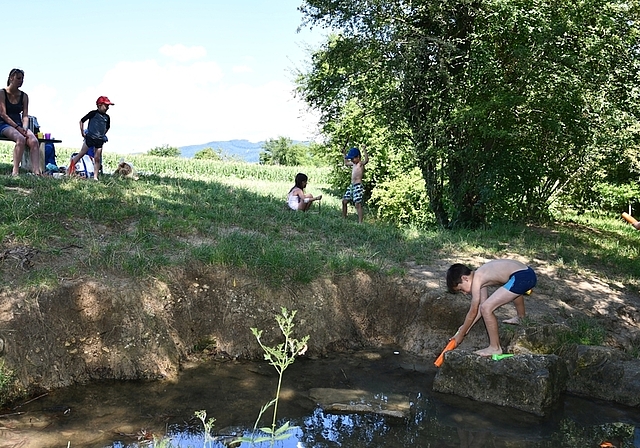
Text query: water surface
1 348 639 447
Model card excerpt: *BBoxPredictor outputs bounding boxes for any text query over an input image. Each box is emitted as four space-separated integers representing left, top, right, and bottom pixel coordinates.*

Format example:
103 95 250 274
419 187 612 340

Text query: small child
69 96 114 180
287 172 322 211
446 259 537 356
342 145 369 223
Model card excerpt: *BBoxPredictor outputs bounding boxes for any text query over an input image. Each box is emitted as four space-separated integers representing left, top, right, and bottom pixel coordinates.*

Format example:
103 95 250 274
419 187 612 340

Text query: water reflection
1 349 639 447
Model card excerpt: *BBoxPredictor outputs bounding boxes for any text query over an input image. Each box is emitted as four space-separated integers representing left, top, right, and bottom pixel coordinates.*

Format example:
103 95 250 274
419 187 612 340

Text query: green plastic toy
491 353 514 361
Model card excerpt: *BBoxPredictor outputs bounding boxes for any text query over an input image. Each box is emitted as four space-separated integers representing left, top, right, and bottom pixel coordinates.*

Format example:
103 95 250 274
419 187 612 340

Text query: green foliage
193 147 224 161
370 166 434 227
297 0 640 227
237 307 308 446
572 182 640 214
194 409 216 446
148 144 180 157
153 309 307 447
545 316 608 354
259 136 313 166
0 360 14 406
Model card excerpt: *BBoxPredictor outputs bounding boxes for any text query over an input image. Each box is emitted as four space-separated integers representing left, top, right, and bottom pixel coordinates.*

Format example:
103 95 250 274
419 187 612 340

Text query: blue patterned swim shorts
343 183 364 204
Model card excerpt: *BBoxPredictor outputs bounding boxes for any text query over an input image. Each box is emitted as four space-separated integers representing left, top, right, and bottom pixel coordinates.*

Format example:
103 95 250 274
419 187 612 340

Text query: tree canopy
297 0 640 227
148 144 181 158
259 137 314 166
194 147 225 161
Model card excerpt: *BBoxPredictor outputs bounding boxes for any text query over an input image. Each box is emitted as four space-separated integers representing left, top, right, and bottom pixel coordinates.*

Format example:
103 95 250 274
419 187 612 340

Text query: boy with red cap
69 96 114 180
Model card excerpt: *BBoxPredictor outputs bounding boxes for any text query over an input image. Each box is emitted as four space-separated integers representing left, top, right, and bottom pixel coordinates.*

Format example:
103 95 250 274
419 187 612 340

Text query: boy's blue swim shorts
504 266 537 295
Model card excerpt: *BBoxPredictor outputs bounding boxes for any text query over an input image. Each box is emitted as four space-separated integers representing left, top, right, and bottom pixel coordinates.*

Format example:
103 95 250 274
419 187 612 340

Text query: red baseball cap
96 96 115 106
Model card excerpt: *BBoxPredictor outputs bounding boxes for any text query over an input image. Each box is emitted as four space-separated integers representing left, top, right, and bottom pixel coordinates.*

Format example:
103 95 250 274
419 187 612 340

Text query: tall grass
1 143 640 290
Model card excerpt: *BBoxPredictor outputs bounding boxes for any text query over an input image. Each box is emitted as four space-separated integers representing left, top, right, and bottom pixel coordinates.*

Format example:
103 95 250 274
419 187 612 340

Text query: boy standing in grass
445 259 537 356
69 96 114 180
342 145 369 223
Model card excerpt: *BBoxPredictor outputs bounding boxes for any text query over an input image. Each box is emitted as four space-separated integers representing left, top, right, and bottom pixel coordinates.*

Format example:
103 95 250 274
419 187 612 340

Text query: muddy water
2 348 640 447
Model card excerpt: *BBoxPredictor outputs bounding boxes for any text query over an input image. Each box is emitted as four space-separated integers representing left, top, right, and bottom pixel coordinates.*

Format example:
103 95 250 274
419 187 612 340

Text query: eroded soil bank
0 257 639 403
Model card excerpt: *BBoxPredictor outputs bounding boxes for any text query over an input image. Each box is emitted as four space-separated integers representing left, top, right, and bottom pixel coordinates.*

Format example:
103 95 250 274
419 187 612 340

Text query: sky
6 0 327 154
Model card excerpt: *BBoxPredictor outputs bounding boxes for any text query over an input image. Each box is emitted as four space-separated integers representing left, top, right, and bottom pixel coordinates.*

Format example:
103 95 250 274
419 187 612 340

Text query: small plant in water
185 307 308 448
237 306 309 446
194 409 216 446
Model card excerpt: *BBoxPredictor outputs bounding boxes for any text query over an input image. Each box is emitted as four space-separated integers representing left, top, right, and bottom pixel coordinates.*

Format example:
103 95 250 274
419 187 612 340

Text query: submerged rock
308 387 411 418
432 350 567 417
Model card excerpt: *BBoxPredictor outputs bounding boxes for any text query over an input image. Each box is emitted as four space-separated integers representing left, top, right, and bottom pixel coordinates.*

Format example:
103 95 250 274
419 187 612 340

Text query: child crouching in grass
287 172 322 211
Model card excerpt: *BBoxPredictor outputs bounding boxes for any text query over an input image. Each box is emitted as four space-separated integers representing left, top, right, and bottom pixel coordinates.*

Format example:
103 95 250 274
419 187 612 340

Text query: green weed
182 308 308 448
552 316 607 353
0 359 15 405
238 307 309 446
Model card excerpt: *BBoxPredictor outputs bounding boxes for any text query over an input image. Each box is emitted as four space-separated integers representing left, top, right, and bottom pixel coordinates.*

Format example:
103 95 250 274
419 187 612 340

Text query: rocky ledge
433 345 640 416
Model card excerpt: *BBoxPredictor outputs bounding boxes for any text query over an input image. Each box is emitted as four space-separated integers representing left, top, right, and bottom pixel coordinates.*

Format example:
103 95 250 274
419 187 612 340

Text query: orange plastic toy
434 339 457 367
622 212 638 225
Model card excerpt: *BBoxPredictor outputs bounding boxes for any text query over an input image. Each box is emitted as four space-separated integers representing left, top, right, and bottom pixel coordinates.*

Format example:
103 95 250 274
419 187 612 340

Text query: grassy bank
1 143 639 290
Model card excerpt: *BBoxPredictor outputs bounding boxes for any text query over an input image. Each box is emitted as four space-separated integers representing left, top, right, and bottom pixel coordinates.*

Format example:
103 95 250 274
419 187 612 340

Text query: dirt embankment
0 256 639 403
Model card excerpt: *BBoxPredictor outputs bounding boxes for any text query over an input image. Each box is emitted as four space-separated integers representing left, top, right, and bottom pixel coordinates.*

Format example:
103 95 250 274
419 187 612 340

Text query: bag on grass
71 153 94 178
45 141 59 174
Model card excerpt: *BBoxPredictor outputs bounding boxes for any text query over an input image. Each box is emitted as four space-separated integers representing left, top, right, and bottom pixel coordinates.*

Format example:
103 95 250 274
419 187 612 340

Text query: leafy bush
594 182 640 213
564 181 640 215
193 147 224 161
259 137 312 166
370 167 434 227
148 144 180 157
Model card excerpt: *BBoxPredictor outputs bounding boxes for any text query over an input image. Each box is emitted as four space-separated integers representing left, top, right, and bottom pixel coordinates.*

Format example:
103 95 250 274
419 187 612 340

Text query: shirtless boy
342 145 369 223
446 259 537 356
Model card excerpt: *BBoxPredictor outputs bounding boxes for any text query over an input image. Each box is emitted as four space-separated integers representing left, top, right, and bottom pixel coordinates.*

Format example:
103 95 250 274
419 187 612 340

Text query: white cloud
25 51 319 155
159 44 207 62
232 65 253 74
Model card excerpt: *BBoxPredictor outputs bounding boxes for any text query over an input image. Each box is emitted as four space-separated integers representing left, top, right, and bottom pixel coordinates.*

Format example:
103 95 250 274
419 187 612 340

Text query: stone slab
308 387 411 418
432 350 567 416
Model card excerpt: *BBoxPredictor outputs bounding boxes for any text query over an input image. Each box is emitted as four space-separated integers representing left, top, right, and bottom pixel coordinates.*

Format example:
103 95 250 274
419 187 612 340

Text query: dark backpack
44 142 56 166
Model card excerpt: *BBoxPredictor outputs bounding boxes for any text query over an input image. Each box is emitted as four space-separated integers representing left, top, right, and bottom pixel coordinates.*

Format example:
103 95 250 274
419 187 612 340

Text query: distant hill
179 139 265 162
179 139 309 163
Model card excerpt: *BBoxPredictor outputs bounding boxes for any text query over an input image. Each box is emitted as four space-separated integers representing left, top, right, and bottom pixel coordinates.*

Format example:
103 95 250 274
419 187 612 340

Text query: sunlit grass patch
1 145 639 289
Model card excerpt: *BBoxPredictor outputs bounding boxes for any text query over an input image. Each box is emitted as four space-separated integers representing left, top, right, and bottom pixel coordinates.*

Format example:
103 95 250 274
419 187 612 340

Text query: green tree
148 144 180 157
259 136 312 166
194 147 224 161
298 0 640 227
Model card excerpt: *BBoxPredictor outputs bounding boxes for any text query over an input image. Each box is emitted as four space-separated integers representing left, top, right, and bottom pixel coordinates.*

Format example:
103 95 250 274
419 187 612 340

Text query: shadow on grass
1 164 639 289
0 171 441 286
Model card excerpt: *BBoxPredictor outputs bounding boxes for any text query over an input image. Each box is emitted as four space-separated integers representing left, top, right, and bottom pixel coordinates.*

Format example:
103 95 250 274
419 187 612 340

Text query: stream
1 348 640 447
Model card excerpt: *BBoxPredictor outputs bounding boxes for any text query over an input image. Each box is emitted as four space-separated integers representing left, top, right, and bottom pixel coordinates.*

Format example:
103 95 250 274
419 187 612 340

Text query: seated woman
0 69 41 176
287 172 322 211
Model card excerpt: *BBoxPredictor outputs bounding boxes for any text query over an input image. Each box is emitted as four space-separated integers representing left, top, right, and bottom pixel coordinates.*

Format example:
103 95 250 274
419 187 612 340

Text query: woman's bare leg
26 131 41 175
3 128 27 176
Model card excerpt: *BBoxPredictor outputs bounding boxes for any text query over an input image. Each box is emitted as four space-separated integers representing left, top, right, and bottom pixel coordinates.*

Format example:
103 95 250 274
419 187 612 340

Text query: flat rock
308 387 411 418
432 350 567 417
